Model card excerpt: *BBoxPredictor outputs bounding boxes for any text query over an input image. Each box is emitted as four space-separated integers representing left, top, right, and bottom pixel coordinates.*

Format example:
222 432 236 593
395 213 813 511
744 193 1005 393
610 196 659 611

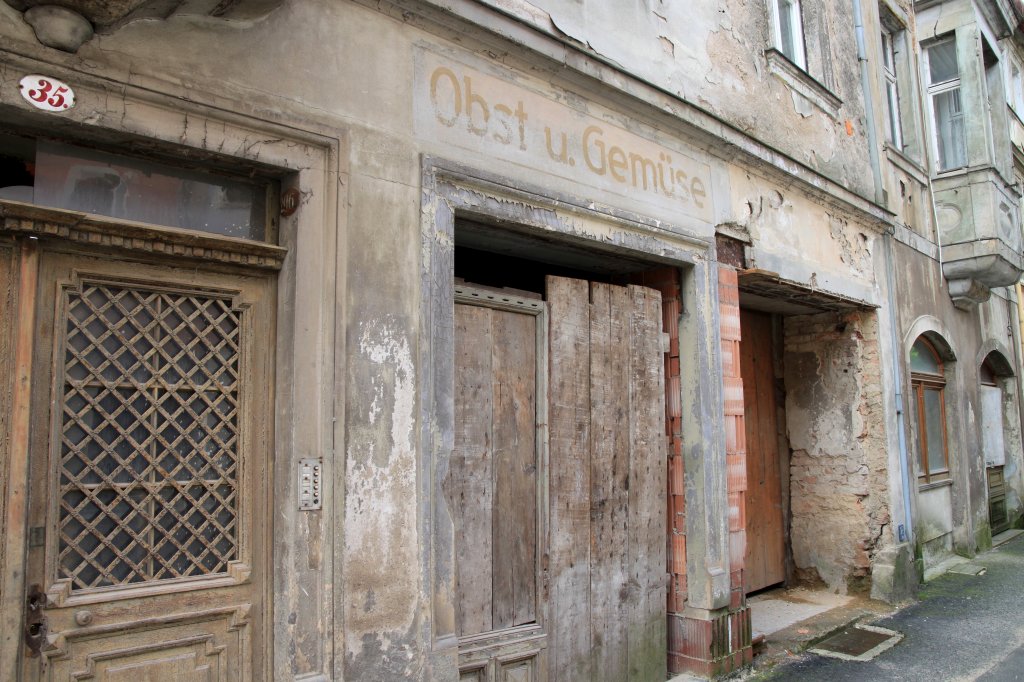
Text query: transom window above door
0 132 273 241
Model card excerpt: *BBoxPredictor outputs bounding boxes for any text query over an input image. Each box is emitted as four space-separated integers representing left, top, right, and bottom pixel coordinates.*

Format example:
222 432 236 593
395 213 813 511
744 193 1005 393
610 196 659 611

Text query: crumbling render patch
659 35 675 58
828 213 872 275
784 311 890 594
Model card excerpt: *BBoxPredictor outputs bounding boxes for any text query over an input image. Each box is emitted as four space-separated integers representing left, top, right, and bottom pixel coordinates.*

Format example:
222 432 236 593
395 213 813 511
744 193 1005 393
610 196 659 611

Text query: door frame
420 157 734 675
0 55 340 679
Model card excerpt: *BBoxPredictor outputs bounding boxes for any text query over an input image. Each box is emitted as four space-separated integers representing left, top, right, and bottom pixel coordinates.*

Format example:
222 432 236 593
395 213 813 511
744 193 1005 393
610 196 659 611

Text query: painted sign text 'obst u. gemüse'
415 51 713 224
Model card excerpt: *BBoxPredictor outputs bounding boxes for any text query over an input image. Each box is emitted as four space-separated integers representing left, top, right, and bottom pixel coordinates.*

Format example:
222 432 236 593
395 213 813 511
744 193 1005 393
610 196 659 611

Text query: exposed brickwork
668 606 753 676
719 268 747 609
669 266 752 676
783 310 891 593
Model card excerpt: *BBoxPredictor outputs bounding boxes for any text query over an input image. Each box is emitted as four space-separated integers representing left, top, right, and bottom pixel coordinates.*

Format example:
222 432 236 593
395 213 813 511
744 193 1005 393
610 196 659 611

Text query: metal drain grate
808 624 903 661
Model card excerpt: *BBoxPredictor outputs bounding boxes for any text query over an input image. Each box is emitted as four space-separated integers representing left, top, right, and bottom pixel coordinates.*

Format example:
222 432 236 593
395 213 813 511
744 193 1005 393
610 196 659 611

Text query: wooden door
449 276 667 682
449 286 547 682
739 310 785 593
980 382 1011 535
546 276 666 682
12 244 273 681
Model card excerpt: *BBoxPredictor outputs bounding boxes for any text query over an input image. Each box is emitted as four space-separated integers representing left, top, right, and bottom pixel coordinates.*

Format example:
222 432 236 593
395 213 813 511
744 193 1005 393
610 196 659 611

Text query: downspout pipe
853 0 915 545
885 234 915 548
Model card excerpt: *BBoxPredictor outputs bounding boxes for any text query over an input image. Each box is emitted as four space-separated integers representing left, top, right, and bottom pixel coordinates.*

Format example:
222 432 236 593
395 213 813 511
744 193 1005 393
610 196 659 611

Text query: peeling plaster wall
725 168 879 303
480 0 875 198
344 318 422 678
784 310 891 594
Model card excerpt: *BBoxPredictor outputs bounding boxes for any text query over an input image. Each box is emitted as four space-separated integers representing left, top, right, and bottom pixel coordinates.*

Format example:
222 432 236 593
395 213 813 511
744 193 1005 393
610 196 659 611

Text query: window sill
1009 102 1024 127
918 478 953 492
765 48 842 119
884 144 929 185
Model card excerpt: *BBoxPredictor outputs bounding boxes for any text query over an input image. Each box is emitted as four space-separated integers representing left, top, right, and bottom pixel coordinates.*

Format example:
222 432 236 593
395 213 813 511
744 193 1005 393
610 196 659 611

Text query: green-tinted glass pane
910 339 941 374
923 388 947 474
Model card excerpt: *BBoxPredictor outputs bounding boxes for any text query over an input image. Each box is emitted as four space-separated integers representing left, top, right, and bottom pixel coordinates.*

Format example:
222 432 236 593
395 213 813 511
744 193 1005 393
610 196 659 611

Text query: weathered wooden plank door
546 276 667 682
448 286 547 682
11 244 273 681
450 276 668 682
739 309 785 593
981 375 1011 535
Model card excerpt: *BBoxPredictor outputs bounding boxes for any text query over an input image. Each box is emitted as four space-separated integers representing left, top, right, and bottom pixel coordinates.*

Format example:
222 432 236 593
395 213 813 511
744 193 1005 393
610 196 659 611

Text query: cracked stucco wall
482 0 874 199
723 168 879 304
784 311 891 594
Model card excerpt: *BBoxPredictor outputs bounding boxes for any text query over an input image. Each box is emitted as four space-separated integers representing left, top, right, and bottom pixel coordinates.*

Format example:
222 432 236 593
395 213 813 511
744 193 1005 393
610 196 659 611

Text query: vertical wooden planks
739 310 785 593
546 276 592 681
545 276 668 682
450 303 495 636
491 310 538 629
627 285 667 682
589 282 632 682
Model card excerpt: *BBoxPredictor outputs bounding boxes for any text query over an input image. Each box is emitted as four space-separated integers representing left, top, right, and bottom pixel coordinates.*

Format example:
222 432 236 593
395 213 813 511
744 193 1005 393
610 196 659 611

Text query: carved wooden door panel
19 247 273 682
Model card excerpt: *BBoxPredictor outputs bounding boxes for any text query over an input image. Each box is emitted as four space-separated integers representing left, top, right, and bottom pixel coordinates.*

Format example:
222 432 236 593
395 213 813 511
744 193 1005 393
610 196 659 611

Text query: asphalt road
751 534 1024 682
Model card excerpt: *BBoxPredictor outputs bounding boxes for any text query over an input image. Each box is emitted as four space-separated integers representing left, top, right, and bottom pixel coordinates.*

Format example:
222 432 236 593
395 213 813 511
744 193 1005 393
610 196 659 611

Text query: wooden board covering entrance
739 309 786 593
449 276 668 682
546 276 667 682
450 301 539 636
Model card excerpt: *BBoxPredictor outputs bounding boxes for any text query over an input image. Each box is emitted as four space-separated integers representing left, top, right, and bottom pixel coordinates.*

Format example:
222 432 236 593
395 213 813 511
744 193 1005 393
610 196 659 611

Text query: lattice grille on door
56 281 242 590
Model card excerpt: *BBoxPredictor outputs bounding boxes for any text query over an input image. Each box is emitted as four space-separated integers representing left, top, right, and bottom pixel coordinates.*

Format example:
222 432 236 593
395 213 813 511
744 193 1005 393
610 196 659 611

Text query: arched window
910 337 950 483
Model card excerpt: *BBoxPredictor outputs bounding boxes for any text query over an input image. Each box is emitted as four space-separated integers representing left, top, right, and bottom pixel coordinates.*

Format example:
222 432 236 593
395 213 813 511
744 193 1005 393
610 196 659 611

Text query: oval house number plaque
18 74 76 112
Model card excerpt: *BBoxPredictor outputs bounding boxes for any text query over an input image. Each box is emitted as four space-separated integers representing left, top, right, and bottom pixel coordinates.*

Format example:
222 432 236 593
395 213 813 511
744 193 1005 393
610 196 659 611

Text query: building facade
0 0 1021 680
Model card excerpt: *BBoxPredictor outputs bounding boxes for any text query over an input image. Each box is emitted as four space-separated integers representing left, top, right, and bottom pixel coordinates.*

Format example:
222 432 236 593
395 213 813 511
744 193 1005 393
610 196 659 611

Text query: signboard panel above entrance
415 46 714 226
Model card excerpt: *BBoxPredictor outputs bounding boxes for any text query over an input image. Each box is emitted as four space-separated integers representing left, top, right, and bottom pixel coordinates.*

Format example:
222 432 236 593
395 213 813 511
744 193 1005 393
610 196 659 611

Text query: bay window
926 38 968 171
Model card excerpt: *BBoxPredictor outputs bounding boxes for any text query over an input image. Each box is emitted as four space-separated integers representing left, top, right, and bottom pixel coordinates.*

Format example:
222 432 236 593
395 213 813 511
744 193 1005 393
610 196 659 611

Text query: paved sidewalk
747 533 1024 681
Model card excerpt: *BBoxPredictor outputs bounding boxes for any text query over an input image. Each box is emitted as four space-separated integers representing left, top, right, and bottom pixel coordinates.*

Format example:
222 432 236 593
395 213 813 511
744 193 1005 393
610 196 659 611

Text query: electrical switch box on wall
299 458 323 510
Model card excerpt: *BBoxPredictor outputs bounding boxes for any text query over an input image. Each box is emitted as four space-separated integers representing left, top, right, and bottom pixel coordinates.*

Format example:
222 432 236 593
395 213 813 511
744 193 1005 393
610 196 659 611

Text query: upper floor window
910 337 950 483
770 0 806 69
881 27 904 149
0 132 272 241
925 38 968 171
1006 55 1024 118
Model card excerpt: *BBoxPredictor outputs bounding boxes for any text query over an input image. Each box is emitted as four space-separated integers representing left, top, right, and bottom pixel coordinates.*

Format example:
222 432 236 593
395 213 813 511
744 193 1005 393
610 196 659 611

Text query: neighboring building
0 1 1020 680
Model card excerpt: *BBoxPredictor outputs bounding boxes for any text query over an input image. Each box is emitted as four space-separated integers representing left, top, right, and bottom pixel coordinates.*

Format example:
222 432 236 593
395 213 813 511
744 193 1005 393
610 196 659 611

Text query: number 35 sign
18 74 76 112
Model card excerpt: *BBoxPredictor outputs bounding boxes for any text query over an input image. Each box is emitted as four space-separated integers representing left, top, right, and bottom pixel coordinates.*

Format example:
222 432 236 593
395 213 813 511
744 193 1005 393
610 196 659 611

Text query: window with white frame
770 0 806 69
926 37 968 171
1007 55 1024 117
881 27 904 149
